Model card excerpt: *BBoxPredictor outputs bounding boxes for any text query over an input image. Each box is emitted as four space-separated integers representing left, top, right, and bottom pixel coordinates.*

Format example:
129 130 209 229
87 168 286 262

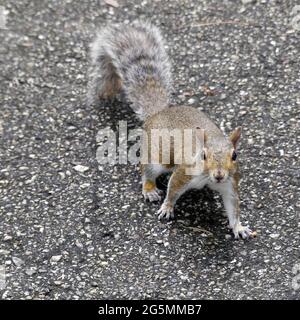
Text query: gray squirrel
88 21 254 239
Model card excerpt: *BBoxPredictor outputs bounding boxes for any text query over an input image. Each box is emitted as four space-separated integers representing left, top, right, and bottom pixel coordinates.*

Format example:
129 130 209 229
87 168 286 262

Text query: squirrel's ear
229 127 241 149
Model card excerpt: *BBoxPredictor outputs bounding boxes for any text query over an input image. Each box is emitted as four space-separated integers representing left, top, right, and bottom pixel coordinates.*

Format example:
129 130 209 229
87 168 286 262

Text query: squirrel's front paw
156 202 174 220
143 188 162 202
232 224 253 240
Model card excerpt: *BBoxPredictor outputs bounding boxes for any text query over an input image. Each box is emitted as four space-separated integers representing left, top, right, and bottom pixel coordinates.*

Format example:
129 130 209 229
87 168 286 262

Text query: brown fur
143 180 156 192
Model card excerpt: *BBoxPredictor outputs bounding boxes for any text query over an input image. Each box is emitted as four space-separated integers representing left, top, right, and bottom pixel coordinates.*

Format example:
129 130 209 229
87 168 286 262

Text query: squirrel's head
203 127 241 184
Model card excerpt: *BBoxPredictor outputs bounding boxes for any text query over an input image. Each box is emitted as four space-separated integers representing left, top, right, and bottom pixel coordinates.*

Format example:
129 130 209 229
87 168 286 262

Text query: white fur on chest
189 174 209 190
207 178 234 196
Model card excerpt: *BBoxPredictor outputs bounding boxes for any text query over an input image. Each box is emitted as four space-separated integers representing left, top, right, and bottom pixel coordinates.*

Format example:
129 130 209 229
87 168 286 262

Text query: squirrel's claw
233 224 253 240
156 202 174 220
143 188 162 202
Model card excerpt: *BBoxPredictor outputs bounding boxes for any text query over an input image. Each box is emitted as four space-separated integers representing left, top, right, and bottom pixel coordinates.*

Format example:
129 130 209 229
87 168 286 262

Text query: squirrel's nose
214 172 224 182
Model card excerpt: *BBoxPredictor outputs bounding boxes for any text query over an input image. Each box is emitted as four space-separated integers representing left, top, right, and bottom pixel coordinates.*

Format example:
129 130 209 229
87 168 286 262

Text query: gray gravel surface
0 0 299 299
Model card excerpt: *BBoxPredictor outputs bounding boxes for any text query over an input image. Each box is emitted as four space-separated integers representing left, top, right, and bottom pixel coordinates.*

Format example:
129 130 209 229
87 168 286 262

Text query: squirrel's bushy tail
87 21 172 119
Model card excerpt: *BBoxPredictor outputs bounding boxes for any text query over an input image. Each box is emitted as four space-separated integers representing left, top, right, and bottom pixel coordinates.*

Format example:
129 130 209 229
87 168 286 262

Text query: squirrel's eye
232 150 237 161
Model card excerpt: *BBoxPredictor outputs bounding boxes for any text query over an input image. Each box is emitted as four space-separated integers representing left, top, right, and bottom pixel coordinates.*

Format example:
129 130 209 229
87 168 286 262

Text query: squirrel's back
87 21 172 119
